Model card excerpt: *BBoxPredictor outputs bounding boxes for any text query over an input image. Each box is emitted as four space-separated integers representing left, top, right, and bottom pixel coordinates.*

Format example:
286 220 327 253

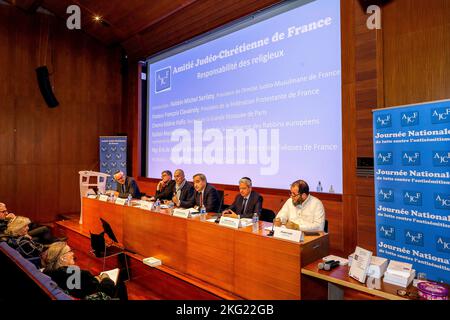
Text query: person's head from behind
113 171 126 185
290 180 310 206
0 202 7 219
238 177 252 198
193 173 207 192
5 216 31 237
161 170 172 183
174 169 185 185
41 241 75 272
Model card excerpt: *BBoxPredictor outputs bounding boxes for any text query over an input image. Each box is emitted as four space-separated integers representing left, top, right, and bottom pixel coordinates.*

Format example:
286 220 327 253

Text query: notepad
99 268 120 285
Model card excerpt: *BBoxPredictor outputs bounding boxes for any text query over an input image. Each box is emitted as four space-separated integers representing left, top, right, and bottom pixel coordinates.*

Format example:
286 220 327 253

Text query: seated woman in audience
4 216 45 260
41 242 126 300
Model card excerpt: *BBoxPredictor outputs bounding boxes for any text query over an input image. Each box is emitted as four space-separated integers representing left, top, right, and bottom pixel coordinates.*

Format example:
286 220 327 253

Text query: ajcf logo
403 191 422 206
376 114 392 128
402 151 421 166
401 111 419 126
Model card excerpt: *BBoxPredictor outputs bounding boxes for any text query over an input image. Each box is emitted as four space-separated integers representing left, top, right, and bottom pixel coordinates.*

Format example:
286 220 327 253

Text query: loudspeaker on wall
36 66 59 108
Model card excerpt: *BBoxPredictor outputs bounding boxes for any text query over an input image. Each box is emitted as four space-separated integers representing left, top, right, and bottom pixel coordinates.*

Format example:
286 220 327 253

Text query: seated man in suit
222 177 263 219
113 171 142 199
181 173 220 213
154 170 176 201
274 179 325 232
171 169 194 207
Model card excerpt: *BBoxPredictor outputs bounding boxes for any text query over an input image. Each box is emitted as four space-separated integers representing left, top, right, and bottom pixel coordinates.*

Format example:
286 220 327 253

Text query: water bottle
154 198 161 212
127 193 132 206
329 185 335 193
316 181 323 192
252 212 259 232
200 204 206 221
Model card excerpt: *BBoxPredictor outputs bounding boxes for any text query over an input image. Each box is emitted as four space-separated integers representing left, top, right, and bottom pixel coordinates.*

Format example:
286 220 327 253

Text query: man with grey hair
274 179 325 232
180 173 220 212
222 177 263 219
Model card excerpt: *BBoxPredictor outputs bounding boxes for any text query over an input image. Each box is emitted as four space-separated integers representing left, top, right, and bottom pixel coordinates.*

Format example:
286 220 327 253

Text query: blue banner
373 100 450 284
99 136 127 191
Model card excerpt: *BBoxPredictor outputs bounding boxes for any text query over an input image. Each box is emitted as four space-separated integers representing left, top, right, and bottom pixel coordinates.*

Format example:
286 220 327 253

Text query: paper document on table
348 246 372 283
99 268 120 285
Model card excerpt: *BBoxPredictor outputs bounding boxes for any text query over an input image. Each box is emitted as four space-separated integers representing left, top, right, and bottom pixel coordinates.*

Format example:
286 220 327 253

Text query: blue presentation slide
146 0 342 192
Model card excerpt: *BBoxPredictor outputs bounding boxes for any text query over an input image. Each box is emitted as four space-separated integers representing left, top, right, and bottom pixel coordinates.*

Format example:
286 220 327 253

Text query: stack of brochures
143 257 162 267
383 260 415 287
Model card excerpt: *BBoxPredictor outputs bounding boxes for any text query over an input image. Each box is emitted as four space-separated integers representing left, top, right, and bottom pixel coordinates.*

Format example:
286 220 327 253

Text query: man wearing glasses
0 202 15 233
274 180 325 232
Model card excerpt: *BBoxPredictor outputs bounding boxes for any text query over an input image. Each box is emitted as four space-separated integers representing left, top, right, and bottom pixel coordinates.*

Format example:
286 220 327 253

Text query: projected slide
146 0 342 192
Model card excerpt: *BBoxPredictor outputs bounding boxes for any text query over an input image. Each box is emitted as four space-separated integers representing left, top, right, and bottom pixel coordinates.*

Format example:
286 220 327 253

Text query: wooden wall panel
0 5 123 222
383 0 450 107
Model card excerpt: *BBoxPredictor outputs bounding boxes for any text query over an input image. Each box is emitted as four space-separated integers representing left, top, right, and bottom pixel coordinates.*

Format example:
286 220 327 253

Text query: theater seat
0 242 73 300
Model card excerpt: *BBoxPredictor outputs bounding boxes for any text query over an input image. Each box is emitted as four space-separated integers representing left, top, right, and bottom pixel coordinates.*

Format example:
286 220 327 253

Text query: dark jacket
6 235 44 259
155 180 176 201
45 266 115 299
227 191 263 219
0 219 8 234
115 176 141 199
175 181 195 205
182 183 220 213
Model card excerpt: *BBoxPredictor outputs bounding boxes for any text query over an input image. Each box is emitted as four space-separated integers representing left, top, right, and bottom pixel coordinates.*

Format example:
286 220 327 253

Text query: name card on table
115 198 127 205
141 201 154 211
172 209 191 219
273 227 304 243
87 195 97 199
99 195 109 202
219 216 241 229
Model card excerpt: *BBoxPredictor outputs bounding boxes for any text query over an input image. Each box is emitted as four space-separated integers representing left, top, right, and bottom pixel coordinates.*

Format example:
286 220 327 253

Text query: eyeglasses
0 210 8 214
289 192 300 197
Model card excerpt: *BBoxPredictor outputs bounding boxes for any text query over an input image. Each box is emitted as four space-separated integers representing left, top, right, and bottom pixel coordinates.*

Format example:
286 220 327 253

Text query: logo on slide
431 106 450 124
402 151 421 166
375 114 392 128
435 193 450 210
436 236 450 253
401 111 419 126
432 151 450 166
403 190 422 206
405 230 424 247
379 225 395 240
378 188 394 202
155 67 171 93
376 151 393 165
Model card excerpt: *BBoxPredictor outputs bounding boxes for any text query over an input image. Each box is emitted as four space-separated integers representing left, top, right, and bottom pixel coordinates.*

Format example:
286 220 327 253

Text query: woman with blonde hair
4 216 45 260
41 242 122 299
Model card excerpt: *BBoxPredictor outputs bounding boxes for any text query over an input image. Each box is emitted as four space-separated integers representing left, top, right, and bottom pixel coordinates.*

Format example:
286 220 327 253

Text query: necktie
242 198 248 214
199 192 203 207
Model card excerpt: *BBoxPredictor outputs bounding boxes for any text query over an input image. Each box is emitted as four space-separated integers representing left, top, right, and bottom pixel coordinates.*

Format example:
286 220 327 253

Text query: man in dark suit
113 171 142 199
181 173 220 212
172 169 194 206
222 177 263 219
154 170 176 201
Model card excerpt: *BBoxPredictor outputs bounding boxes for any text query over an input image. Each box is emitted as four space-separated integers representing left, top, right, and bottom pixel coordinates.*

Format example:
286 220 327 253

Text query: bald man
171 169 194 206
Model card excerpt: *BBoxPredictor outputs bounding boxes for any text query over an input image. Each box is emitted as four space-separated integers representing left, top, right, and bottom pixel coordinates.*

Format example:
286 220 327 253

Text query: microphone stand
267 198 285 236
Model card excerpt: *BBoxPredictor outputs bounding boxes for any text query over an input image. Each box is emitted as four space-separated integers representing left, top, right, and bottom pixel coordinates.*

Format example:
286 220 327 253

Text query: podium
78 171 109 224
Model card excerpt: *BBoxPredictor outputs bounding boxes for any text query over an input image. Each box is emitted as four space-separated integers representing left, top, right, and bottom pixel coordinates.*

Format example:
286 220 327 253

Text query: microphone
318 260 336 270
324 260 340 271
268 199 285 236
215 193 228 223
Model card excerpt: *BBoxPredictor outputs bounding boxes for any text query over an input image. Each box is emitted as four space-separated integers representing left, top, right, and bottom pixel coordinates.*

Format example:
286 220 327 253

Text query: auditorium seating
0 242 73 300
